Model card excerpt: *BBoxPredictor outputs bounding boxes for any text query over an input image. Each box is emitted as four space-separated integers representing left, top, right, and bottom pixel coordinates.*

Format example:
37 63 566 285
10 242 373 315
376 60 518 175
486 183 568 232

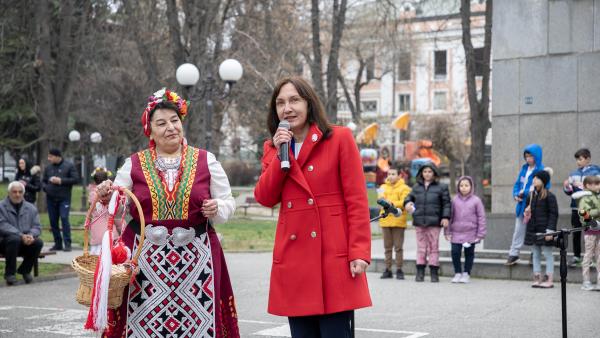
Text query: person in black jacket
524 169 557 289
15 158 41 204
43 148 79 251
404 163 451 282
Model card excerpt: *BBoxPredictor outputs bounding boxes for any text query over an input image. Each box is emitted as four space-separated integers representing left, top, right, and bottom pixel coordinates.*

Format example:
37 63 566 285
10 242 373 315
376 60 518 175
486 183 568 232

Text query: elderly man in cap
0 181 44 285
43 148 78 252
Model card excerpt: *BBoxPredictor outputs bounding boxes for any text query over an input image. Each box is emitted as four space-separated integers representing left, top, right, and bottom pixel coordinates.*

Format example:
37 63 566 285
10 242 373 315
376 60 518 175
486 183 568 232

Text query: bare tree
32 0 94 158
419 115 469 192
308 0 348 122
460 0 492 198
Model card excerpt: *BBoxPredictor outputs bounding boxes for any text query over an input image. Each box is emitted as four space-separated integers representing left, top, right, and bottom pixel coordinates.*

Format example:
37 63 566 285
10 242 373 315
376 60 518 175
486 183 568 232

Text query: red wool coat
254 124 372 317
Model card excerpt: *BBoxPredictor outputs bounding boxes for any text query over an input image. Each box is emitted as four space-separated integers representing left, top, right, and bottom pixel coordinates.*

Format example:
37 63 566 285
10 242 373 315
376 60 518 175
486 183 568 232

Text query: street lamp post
175 59 243 153
69 130 102 211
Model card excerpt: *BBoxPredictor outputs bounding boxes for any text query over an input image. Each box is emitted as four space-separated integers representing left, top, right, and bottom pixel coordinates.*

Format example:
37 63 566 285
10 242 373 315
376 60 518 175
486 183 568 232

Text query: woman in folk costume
95 88 239 337
254 77 372 338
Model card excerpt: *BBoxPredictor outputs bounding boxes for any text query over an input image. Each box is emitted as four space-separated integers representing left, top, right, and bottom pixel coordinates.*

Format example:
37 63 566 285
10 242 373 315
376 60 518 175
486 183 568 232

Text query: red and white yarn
85 190 120 331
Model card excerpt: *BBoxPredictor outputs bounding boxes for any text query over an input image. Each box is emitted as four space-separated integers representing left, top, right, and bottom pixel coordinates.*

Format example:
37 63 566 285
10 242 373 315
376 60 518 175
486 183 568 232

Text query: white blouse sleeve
207 152 236 224
113 157 133 190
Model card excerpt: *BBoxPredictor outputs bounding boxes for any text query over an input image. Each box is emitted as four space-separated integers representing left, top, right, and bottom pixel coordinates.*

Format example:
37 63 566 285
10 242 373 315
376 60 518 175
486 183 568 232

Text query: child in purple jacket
444 176 487 283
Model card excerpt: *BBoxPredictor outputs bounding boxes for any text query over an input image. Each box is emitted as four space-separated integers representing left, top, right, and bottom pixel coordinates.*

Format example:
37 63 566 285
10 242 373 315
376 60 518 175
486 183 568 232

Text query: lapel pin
311 134 318 142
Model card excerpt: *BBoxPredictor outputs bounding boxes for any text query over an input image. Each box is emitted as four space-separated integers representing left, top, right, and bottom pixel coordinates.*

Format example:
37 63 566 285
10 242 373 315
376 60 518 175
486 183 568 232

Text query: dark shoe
22 273 33 284
50 245 63 251
5 275 17 286
380 269 393 279
430 265 440 283
504 256 519 266
415 265 426 282
63 245 72 252
396 269 405 280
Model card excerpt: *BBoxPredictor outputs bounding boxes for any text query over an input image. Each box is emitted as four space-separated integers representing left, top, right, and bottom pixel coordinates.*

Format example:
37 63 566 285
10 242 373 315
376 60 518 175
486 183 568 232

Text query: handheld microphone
377 198 400 216
278 120 291 171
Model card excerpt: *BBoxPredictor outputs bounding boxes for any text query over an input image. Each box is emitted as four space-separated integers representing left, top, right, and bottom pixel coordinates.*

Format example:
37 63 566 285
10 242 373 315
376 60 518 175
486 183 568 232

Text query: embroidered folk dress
103 144 239 338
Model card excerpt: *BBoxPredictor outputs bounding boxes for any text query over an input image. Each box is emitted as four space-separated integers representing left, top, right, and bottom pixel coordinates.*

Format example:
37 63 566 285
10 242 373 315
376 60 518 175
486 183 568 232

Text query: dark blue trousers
451 243 476 274
288 310 353 338
47 197 71 248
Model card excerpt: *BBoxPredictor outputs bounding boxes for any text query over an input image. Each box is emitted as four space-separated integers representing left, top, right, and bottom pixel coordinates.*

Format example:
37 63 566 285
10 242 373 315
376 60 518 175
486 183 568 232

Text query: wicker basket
71 188 145 309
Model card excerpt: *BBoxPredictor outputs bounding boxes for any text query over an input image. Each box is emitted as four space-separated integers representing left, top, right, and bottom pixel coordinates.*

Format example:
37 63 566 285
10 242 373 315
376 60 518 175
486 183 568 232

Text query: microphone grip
280 142 290 171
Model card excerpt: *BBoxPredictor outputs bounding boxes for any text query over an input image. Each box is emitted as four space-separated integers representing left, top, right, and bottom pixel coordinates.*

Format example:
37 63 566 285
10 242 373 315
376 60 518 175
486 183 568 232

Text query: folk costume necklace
137 143 200 220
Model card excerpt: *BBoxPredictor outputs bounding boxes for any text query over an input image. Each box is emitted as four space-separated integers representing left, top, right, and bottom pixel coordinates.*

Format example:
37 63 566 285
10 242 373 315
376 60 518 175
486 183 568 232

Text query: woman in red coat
254 77 372 337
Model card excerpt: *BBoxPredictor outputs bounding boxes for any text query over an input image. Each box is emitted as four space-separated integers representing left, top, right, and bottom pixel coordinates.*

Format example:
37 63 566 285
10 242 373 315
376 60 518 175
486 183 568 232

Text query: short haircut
8 181 25 192
583 176 600 186
574 148 591 159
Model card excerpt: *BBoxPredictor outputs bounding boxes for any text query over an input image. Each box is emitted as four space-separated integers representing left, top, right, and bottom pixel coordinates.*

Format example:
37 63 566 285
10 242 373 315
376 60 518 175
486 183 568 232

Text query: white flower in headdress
153 87 166 99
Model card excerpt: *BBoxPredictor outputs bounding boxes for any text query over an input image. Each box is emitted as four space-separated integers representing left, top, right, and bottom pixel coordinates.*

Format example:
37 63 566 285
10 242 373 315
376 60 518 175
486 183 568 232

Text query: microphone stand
536 224 592 338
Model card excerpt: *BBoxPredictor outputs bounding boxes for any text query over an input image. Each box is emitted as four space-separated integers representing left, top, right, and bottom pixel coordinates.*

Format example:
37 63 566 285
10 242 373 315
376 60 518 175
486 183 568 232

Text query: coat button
287 201 292 208
307 198 314 205
310 231 317 238
290 234 297 241
307 165 314 172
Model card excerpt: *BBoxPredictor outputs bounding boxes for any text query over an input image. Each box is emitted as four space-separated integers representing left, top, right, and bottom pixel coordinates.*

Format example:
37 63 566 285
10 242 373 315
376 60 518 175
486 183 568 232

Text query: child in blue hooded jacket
505 144 545 265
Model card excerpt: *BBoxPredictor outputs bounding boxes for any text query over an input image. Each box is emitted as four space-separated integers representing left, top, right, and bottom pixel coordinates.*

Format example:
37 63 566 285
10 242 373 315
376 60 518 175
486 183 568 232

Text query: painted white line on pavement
239 319 285 325
253 324 291 337
27 322 94 336
249 323 429 337
355 327 429 338
0 329 13 333
25 309 87 321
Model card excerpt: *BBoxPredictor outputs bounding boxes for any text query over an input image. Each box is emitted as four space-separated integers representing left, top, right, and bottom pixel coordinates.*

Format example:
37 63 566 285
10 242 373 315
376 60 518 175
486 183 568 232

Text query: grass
0 261 72 277
215 217 276 251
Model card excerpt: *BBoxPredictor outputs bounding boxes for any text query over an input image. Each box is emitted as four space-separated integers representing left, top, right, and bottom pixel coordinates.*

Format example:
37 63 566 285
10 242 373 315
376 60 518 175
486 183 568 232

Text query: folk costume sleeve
113 158 133 189
207 152 236 224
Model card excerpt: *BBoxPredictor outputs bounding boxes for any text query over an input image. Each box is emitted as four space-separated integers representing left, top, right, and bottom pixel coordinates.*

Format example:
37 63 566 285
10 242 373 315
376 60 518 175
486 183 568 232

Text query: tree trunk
325 0 348 123
460 0 492 198
310 0 325 102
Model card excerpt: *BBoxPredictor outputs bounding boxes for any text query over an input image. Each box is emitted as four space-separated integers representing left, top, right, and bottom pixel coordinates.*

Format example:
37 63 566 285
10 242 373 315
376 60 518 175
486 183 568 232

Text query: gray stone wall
491 0 600 217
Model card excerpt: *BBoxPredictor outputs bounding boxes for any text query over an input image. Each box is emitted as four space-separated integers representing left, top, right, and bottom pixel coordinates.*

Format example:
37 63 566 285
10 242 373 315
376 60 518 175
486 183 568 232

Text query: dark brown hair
267 77 332 142
574 148 591 159
150 101 181 121
583 175 600 186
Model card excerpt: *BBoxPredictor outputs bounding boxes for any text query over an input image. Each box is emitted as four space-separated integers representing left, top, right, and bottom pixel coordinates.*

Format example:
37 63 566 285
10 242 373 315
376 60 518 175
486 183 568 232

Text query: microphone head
279 120 290 130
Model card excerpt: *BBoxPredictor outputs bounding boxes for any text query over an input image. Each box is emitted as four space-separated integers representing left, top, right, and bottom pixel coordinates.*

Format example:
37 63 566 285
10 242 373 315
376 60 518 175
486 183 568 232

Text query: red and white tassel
84 191 119 331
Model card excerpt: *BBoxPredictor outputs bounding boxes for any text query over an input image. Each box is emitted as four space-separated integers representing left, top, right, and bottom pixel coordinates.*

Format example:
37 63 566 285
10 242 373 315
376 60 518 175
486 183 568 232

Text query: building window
434 50 447 78
398 94 411 112
433 91 446 110
361 100 377 112
397 53 411 81
474 47 484 76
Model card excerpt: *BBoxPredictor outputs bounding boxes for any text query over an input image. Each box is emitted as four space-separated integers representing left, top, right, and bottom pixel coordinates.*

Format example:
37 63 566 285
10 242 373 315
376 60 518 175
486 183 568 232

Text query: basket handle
83 187 146 266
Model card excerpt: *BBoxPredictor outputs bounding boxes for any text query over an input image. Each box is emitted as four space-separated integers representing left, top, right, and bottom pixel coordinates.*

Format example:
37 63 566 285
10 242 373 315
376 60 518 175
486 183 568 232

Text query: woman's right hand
96 179 114 202
272 127 293 149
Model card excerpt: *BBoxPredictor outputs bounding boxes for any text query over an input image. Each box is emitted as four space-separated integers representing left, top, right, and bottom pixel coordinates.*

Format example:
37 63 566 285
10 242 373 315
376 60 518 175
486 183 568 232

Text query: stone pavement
0 252 599 337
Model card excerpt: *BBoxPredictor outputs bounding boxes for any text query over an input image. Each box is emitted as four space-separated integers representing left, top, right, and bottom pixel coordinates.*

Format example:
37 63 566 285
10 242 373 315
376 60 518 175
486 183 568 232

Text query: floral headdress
90 166 113 178
141 88 190 137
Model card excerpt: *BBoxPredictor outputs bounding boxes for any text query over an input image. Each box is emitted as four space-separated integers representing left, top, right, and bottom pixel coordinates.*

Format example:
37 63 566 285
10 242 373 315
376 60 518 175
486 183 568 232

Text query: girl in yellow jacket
378 168 412 279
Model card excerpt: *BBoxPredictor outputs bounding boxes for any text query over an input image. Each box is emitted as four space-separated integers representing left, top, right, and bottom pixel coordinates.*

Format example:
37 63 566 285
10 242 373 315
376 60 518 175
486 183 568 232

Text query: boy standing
563 148 600 267
573 176 600 290
378 168 411 279
506 144 545 265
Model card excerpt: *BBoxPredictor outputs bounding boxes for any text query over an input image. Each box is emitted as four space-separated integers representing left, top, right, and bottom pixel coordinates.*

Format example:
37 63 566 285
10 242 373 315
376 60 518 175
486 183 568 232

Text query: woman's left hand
202 199 219 218
350 259 368 278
